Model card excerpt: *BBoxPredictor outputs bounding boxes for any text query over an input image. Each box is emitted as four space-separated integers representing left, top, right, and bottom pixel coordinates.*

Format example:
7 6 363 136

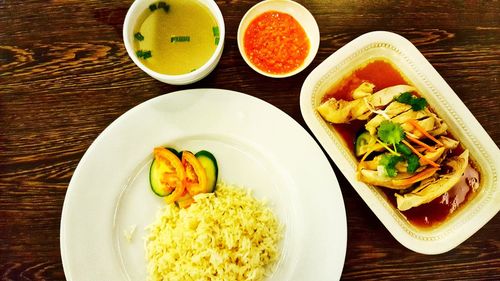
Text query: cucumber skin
167 147 181 158
195 150 218 193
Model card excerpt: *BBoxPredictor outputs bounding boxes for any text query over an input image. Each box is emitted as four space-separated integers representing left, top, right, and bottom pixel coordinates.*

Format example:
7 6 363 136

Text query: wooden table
1 0 499 280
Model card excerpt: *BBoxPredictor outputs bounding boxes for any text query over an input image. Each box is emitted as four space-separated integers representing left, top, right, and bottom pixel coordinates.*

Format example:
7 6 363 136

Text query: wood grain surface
1 0 499 280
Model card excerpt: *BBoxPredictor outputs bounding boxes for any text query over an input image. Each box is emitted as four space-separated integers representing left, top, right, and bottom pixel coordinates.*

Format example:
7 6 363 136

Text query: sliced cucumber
149 147 181 197
195 150 218 192
355 131 376 157
166 147 181 158
150 160 171 196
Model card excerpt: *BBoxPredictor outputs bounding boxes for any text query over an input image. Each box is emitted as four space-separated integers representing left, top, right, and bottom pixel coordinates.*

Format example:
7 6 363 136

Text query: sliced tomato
152 147 186 204
181 150 208 196
176 190 195 208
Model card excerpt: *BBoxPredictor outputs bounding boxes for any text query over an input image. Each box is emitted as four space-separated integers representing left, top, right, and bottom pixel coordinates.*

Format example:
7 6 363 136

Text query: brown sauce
383 163 479 228
324 59 480 228
334 120 365 153
322 60 407 102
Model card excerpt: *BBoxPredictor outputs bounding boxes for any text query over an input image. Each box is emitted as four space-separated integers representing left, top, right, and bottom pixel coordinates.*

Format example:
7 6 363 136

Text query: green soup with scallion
133 0 220 75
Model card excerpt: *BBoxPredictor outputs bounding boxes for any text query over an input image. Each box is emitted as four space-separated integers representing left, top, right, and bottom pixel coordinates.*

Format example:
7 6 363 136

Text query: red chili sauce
324 60 480 228
243 11 309 75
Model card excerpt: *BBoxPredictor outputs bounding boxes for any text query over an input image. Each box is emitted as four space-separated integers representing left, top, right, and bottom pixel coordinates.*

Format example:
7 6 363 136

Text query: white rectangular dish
300 31 500 254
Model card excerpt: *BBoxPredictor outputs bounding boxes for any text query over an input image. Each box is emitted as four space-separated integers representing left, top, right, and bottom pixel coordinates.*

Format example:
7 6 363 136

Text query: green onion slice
212 26 220 37
171 36 190 43
134 32 144 41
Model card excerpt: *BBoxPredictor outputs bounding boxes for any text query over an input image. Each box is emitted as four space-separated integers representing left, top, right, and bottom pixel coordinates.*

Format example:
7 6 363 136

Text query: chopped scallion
212 26 219 37
134 32 144 41
142 50 152 59
158 1 170 12
149 3 157 11
171 36 190 43
136 50 152 59
215 37 220 45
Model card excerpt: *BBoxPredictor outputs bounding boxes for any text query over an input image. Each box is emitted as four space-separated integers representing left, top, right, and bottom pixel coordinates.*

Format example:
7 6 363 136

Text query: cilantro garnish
395 92 427 111
396 142 412 156
407 154 421 173
376 122 423 176
380 154 404 177
377 120 405 146
394 92 412 104
380 152 420 177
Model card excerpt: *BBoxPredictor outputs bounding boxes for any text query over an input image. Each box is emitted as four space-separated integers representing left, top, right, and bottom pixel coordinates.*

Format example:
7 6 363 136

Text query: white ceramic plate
60 89 347 280
300 31 500 254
